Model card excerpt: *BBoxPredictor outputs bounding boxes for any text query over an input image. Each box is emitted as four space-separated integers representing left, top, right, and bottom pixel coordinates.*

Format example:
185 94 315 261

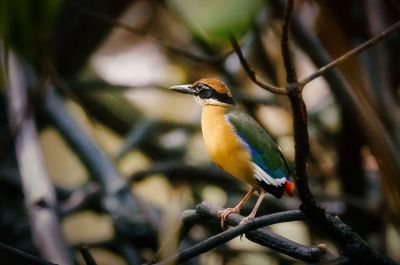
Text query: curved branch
196 202 327 261
59 182 101 216
300 20 400 87
68 79 276 106
229 36 287 95
67 1 232 63
128 161 243 192
153 202 327 265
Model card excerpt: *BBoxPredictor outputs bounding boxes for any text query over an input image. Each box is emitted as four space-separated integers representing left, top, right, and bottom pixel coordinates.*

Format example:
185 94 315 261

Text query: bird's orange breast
201 105 257 186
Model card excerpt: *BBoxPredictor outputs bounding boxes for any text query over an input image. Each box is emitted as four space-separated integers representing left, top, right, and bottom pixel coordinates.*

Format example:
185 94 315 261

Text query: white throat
195 97 231 107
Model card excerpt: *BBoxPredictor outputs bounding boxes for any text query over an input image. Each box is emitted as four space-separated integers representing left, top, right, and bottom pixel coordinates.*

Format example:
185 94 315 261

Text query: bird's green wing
225 107 291 180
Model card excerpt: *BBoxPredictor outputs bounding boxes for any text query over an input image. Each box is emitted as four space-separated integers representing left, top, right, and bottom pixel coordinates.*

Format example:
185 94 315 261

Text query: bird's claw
218 207 240 229
238 216 254 240
239 216 254 225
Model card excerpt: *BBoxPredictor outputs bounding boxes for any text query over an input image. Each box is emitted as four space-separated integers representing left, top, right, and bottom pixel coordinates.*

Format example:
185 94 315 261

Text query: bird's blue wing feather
225 108 291 180
235 133 289 180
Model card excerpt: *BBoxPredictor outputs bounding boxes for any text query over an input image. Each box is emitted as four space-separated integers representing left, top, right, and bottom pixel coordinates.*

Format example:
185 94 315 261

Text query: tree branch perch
153 202 330 265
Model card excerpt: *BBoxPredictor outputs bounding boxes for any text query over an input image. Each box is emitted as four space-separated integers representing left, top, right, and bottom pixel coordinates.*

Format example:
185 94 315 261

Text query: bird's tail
284 180 295 196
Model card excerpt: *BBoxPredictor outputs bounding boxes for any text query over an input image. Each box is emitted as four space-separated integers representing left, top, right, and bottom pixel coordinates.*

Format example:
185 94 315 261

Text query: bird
170 78 295 227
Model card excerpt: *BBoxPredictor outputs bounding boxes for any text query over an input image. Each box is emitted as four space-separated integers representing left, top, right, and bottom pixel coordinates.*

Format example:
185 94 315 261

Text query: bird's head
170 78 234 107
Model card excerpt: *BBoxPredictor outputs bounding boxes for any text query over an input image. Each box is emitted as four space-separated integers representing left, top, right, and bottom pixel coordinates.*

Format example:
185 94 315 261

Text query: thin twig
229 36 287 95
59 182 101 216
154 202 323 265
128 161 242 192
300 19 400 87
280 0 318 210
67 79 276 105
67 0 232 63
281 0 297 83
79 243 98 265
65 79 169 92
0 242 56 265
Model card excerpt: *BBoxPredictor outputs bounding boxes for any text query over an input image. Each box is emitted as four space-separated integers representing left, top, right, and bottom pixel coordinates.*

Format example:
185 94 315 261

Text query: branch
274 1 399 264
68 79 276 105
300 19 400 87
229 36 287 95
146 210 200 265
5 50 74 265
44 88 157 244
79 244 98 265
116 119 197 160
153 202 329 265
66 79 170 92
283 0 400 219
312 256 350 265
119 242 142 265
0 242 56 265
180 210 201 240
128 161 243 192
67 1 232 63
196 202 330 261
281 0 297 83
279 0 318 211
67 78 276 107
59 182 101 216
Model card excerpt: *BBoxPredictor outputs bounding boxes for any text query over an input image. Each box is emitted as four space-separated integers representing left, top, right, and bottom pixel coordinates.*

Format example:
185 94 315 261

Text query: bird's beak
169 84 197 95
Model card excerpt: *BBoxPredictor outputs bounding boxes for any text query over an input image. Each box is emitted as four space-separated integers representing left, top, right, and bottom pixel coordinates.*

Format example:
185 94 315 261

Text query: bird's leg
219 186 257 228
239 189 266 225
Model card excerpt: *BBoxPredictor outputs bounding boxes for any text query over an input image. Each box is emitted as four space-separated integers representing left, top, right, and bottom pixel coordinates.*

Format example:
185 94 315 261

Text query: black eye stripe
197 87 234 105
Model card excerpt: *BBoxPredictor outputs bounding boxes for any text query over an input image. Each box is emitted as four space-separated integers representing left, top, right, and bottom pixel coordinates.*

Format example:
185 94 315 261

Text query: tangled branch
153 202 329 265
66 0 232 63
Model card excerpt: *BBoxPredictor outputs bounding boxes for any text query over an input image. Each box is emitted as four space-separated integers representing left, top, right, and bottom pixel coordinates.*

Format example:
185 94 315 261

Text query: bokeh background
1 0 400 264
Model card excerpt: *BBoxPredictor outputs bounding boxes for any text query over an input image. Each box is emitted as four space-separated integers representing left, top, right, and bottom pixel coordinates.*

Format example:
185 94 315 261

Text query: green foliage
167 0 263 46
0 0 62 65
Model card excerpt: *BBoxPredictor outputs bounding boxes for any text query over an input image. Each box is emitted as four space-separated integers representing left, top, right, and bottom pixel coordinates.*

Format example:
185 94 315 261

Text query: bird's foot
218 207 240 229
239 216 254 225
238 216 254 240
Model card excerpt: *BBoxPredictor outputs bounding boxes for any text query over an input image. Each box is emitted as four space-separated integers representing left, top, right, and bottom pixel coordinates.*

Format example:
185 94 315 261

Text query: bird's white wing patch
253 163 286 187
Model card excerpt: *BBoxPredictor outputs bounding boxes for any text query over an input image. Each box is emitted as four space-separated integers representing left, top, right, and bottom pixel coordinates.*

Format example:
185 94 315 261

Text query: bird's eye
196 84 206 92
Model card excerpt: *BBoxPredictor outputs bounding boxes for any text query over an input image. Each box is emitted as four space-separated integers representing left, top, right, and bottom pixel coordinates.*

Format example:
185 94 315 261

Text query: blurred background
1 0 400 264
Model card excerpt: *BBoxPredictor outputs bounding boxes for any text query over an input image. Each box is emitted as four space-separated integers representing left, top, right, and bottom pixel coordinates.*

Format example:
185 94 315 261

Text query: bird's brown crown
194 78 232 97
